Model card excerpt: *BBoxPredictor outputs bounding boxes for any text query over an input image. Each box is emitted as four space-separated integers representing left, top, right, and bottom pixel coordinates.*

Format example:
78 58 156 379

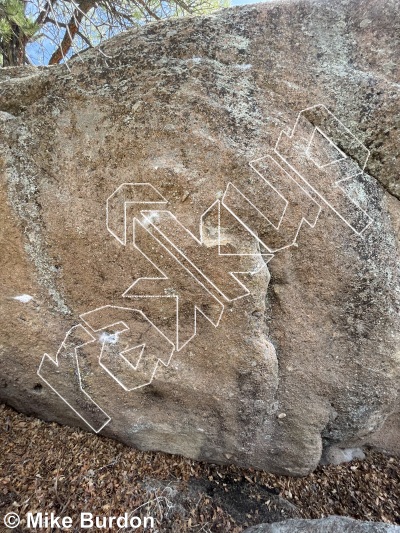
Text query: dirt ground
0 403 399 532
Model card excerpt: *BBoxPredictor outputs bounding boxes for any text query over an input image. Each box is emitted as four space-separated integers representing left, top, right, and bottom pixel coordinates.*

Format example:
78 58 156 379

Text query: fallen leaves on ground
0 404 399 532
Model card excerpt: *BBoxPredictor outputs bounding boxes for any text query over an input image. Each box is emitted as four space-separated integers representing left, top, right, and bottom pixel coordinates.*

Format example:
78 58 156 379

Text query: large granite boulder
243 517 400 532
0 0 399 475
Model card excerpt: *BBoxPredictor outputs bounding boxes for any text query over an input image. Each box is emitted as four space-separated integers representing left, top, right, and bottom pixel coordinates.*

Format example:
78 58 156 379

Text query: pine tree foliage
0 0 228 66
0 0 38 65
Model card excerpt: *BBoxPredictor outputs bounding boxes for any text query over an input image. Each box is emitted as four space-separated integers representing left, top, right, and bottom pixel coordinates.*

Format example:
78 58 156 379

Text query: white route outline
123 218 225 351
140 202 271 302
305 127 347 169
80 305 175 391
274 104 373 235
38 103 376 434
222 154 322 253
106 182 168 245
37 325 111 433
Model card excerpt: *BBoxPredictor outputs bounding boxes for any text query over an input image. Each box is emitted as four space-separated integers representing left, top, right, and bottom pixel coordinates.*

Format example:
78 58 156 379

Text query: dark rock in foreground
244 516 400 532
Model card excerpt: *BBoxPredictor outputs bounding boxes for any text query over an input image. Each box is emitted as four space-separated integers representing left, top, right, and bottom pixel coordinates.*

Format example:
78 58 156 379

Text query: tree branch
48 0 95 64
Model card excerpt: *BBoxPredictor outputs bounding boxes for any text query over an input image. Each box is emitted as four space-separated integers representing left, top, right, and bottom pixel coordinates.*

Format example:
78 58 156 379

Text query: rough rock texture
0 0 399 475
243 517 400 533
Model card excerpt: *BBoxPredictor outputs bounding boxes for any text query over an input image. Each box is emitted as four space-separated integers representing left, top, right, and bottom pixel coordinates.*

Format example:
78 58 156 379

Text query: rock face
243 517 400 533
0 0 399 475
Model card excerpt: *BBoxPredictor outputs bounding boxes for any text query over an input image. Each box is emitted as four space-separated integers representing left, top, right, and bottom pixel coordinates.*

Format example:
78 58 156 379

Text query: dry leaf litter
0 404 399 532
